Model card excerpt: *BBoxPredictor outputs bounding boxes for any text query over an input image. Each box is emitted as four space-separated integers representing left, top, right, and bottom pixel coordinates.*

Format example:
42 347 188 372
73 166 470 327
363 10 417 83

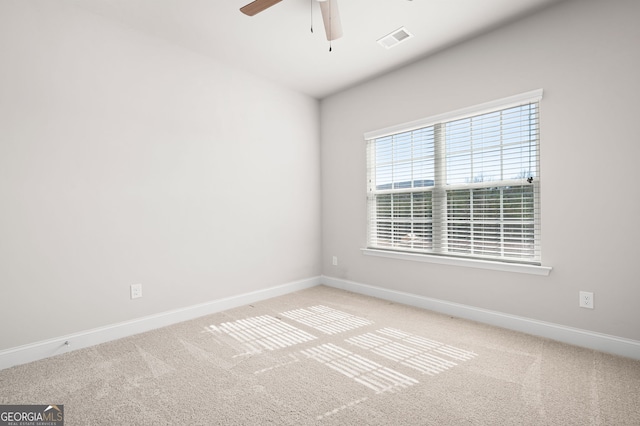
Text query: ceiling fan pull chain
310 0 314 33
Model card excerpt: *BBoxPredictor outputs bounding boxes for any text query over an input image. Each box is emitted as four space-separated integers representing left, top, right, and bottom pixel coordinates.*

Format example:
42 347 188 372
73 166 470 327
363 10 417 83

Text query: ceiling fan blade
319 0 343 41
240 0 282 16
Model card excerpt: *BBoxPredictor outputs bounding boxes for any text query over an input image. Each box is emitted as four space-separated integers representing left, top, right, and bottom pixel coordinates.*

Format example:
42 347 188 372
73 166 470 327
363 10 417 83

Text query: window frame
363 90 551 275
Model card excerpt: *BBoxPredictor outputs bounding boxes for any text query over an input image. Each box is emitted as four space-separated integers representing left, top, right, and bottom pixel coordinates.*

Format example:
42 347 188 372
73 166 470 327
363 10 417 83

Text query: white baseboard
321 275 640 360
0 276 322 371
4 274 637 371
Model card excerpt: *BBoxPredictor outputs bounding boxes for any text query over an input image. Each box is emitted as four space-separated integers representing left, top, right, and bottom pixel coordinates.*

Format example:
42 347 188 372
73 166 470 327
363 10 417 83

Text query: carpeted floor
1 285 639 425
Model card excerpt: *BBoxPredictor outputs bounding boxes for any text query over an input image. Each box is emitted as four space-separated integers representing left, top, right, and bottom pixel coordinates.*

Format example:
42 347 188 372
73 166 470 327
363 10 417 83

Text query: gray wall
0 1 321 350
320 0 640 341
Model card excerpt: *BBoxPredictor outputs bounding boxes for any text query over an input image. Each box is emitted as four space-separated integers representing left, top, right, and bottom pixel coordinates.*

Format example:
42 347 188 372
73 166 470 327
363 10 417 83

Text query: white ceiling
68 0 565 99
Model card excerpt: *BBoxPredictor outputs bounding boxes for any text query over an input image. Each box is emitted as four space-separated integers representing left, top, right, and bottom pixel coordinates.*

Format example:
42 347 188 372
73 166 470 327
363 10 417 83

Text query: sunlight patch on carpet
208 315 317 354
301 343 418 394
206 305 477 401
378 328 478 361
280 305 372 334
346 328 477 376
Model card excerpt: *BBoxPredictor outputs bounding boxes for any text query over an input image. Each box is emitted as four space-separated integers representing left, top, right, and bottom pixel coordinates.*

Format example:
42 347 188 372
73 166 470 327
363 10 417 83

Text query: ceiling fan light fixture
319 0 343 41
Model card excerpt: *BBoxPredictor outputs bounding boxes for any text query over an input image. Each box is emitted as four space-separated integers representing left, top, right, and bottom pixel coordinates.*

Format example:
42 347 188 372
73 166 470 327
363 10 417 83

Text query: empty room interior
1 0 639 424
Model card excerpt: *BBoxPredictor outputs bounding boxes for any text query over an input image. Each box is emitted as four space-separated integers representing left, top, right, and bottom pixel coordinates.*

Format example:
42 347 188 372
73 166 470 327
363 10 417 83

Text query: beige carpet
1 285 639 425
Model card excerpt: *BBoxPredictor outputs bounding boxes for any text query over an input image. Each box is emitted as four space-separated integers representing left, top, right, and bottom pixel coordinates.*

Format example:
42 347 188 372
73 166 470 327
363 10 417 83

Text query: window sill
361 248 552 276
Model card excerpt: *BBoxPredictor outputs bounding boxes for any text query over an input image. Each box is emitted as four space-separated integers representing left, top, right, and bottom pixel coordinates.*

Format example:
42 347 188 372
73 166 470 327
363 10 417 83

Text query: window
365 90 542 266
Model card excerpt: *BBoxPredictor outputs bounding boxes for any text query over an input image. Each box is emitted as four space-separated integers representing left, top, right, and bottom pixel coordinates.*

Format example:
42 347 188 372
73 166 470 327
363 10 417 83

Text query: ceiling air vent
377 27 413 49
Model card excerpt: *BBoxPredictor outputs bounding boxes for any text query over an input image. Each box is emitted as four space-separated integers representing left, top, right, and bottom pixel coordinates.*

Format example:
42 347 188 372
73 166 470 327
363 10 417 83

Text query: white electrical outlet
579 291 593 309
332 256 338 266
131 283 142 299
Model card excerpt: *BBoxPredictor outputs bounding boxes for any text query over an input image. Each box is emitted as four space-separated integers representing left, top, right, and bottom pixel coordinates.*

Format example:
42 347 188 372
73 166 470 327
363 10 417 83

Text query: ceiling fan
240 0 343 41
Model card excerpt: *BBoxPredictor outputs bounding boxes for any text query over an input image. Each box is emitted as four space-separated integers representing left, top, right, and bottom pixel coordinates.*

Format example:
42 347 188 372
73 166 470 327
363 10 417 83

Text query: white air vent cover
377 27 414 49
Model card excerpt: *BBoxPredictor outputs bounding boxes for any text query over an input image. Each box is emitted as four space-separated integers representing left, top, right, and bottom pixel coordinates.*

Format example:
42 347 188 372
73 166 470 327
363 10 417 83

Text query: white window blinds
366 90 542 265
